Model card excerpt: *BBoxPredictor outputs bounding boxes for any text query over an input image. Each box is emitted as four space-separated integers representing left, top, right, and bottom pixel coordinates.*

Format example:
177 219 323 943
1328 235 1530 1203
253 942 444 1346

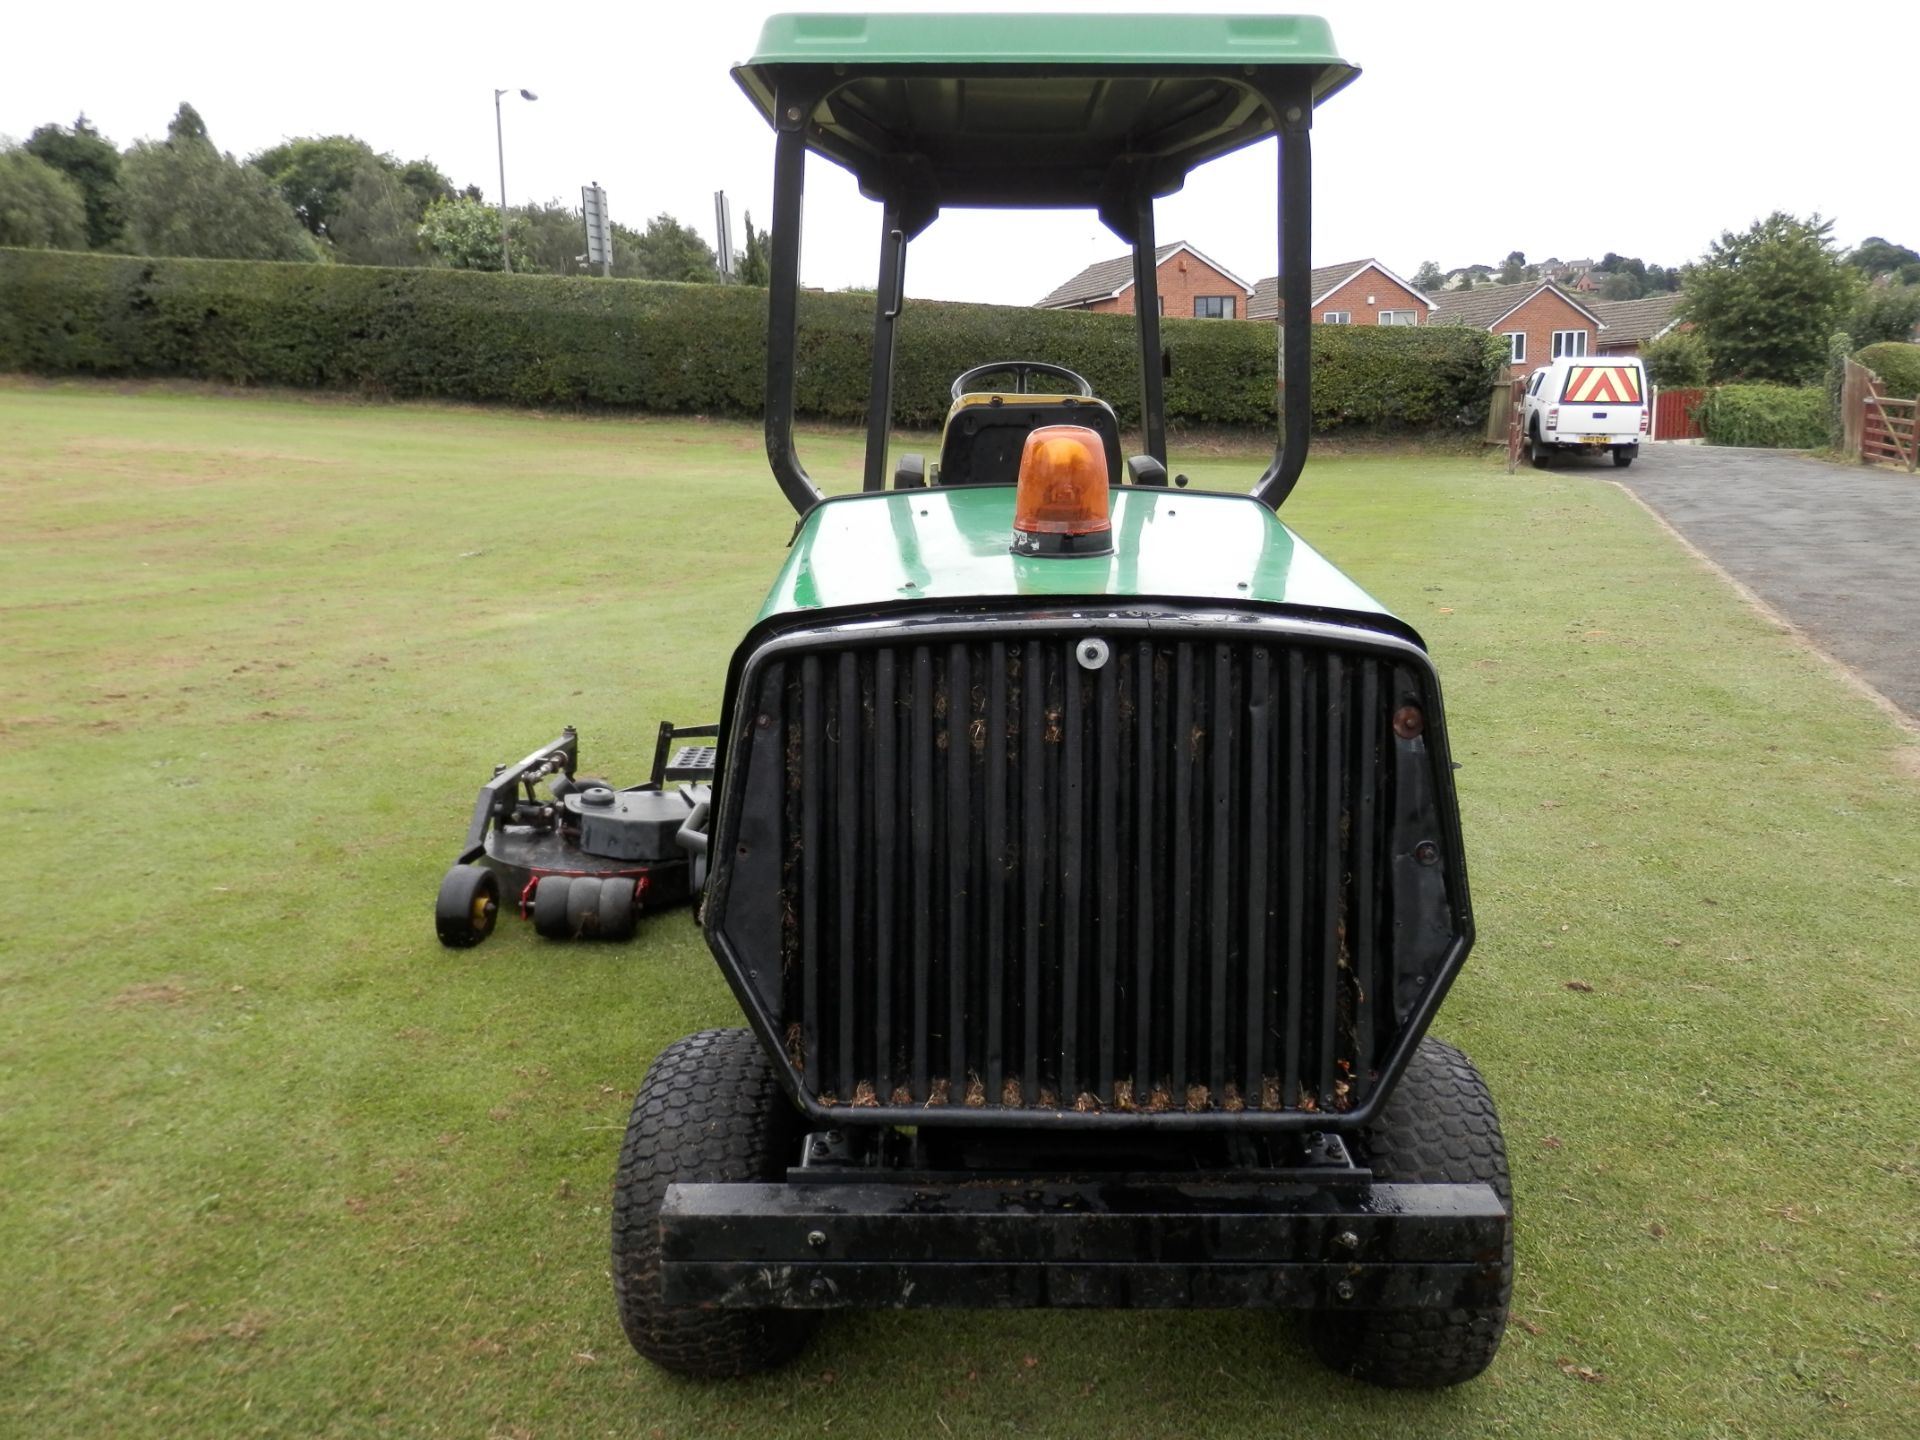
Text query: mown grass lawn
1 379 1915 1439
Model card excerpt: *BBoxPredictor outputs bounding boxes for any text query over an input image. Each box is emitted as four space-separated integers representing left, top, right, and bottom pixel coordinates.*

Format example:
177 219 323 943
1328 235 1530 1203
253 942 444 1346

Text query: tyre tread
610 1028 816 1378
1309 1036 1513 1389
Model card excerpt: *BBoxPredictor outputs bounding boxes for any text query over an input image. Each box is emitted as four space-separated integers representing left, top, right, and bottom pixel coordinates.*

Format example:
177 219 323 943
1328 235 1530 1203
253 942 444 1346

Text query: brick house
1588 292 1682 356
1425 280 1607 377
1247 259 1431 327
1035 240 1252 318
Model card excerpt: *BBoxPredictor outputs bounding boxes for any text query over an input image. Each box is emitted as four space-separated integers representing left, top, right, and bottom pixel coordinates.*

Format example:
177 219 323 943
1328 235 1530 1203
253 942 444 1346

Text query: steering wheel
950 360 1094 401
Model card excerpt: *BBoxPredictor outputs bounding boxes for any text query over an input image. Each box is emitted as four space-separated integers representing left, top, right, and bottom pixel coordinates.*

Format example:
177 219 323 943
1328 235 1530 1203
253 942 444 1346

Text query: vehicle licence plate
1581 435 1610 446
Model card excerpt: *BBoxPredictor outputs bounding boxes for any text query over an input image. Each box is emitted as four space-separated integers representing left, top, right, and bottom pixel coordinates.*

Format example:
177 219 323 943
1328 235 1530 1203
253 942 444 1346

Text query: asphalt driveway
1606 444 1920 719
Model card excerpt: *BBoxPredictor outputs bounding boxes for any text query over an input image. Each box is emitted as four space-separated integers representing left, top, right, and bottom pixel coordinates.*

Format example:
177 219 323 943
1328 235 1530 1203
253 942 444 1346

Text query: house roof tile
1247 259 1433 320
1424 279 1605 331
1034 241 1251 308
1588 292 1682 344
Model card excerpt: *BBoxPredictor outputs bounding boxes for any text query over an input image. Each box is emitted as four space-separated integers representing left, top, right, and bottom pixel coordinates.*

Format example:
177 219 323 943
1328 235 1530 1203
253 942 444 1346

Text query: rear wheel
1527 420 1550 469
598 877 638 941
1612 446 1634 467
611 1029 818 1377
1307 1037 1512 1388
532 875 573 939
565 875 604 937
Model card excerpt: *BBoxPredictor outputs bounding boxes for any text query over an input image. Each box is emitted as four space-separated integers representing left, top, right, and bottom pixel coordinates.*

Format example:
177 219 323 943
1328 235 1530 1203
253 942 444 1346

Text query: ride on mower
446 11 1513 1390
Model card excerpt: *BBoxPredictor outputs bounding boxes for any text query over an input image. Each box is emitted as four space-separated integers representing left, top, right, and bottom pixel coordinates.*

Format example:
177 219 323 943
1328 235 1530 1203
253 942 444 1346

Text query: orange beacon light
1008 425 1114 557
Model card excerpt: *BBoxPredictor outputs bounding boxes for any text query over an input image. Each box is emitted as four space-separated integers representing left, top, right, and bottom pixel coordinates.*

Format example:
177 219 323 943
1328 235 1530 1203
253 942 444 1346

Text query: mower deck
432 722 715 948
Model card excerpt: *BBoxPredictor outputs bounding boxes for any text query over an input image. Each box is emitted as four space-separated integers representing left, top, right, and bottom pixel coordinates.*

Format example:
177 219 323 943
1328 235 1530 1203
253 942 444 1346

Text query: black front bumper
661 1175 1507 1311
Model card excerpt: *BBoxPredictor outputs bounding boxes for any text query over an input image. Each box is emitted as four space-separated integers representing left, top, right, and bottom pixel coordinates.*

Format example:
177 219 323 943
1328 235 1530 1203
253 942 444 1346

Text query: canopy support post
862 205 909 493
1250 107 1314 511
765 85 826 515
1129 194 1168 467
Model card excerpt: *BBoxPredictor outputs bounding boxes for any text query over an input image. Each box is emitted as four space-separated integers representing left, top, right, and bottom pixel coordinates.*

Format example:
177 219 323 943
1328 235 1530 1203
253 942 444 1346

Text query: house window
1552 329 1588 358
1194 295 1235 319
1504 331 1526 364
1377 310 1417 326
1323 310 1351 324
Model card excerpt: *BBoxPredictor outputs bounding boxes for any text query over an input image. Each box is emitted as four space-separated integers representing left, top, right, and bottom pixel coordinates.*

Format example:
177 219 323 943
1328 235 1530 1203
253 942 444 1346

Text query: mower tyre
1307 1037 1513 1388
532 875 574 939
612 1029 818 1377
598 878 638 940
434 865 500 948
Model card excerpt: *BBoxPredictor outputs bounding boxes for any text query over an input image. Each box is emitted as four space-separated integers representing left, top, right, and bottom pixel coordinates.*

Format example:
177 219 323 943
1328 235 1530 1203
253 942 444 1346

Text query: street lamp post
493 87 538 273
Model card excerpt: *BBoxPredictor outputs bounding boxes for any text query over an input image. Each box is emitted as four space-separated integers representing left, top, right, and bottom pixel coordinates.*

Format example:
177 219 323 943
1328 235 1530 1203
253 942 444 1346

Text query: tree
517 199 595 275
736 211 771 286
328 162 426 267
627 212 718 282
1849 283 1920 346
394 159 455 219
418 195 529 271
1591 253 1651 299
1679 212 1861 384
120 104 317 262
1498 250 1527 285
24 114 123 248
250 138 456 261
252 135 380 238
0 147 88 249
168 103 208 144
1846 236 1919 279
1640 327 1710 388
1410 259 1444 293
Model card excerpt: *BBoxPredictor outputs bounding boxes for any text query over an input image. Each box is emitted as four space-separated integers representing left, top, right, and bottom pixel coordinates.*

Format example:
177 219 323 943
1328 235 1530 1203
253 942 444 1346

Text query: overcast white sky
6 1 1913 303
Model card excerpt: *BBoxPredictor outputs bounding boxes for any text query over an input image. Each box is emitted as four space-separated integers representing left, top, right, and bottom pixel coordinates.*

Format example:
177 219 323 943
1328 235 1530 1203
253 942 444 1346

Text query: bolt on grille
713 623 1460 1122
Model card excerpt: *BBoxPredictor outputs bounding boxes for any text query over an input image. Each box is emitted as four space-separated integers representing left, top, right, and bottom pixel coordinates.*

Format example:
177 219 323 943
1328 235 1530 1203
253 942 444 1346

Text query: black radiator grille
717 624 1457 1120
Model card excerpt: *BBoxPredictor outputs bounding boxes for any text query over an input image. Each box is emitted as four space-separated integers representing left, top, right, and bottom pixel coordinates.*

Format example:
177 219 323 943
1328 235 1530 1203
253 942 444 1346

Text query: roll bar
763 76 1316 516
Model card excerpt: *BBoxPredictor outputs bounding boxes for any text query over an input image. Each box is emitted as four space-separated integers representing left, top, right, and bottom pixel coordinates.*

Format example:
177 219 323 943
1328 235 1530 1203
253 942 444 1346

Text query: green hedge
1698 383 1828 449
1856 341 1920 400
0 248 1507 432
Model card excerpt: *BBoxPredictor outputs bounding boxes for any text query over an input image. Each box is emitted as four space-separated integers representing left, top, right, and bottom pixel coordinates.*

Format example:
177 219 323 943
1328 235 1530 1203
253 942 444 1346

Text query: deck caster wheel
434 866 499 948
598 878 638 941
532 875 574 939
566 875 605 937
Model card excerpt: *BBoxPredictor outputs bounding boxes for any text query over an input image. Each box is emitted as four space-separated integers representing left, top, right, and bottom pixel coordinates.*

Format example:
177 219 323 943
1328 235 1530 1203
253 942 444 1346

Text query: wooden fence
1842 357 1918 471
1504 377 1526 471
1486 381 1513 445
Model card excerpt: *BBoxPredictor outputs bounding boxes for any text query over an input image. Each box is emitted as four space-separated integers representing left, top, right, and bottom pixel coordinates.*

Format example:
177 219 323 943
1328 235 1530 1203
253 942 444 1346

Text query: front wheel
1307 1038 1513 1388
611 1029 818 1378
433 865 499 948
1612 446 1635 468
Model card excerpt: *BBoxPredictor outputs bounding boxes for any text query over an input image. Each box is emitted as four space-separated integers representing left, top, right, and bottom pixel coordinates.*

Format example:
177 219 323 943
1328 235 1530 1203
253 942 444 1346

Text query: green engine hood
756 485 1407 637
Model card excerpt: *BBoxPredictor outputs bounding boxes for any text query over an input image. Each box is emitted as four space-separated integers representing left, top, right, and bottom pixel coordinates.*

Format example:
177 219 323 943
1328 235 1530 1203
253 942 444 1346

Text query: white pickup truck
1521 355 1649 468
